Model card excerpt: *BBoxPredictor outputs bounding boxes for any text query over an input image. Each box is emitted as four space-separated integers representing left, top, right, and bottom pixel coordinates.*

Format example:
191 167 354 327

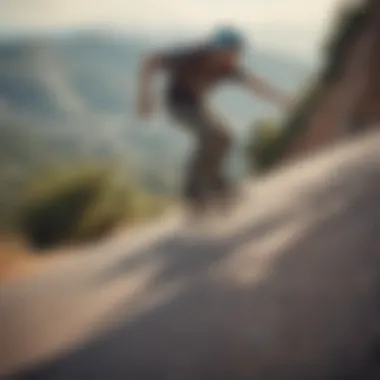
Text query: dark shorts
168 103 231 143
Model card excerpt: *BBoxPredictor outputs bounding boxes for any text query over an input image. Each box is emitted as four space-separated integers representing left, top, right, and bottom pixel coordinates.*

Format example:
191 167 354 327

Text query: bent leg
181 107 233 203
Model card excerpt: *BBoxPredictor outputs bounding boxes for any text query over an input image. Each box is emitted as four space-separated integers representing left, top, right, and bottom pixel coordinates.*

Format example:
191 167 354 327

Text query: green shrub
246 80 323 173
18 164 169 251
246 117 282 174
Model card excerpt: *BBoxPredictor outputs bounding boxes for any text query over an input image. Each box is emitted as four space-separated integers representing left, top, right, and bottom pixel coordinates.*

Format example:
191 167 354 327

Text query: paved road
1 131 380 380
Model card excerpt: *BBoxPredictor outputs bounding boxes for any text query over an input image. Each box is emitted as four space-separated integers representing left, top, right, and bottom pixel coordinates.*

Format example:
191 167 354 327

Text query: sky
0 0 346 61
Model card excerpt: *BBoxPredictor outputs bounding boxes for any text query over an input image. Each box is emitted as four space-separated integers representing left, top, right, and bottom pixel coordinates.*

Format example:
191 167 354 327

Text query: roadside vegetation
17 163 169 251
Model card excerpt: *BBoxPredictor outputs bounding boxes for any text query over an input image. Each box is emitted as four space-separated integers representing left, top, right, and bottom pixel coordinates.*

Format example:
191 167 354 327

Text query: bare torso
160 46 244 107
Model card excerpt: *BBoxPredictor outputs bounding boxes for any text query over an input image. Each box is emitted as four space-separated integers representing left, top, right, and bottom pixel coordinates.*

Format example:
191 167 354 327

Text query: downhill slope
1 130 380 380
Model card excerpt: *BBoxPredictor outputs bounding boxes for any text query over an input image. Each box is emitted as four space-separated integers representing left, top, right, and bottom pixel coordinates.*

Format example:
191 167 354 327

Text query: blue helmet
209 26 245 51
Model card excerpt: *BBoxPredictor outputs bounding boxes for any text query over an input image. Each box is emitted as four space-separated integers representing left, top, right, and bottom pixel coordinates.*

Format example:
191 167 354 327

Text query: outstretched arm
238 71 292 109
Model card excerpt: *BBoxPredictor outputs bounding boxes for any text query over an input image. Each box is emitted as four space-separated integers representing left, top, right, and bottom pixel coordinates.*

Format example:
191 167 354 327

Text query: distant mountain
0 29 314 195
0 30 312 119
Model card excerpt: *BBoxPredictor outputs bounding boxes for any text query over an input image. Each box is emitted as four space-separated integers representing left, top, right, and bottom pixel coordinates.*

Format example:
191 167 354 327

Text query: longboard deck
181 183 249 227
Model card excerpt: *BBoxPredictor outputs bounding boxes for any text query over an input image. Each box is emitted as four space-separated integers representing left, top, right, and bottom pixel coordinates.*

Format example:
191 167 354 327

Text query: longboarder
138 25 291 214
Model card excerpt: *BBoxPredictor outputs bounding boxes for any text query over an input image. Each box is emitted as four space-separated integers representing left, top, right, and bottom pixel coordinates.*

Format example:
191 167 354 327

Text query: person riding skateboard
138 25 291 211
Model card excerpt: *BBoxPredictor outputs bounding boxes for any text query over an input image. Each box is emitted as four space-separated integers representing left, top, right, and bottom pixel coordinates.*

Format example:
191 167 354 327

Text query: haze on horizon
0 0 346 61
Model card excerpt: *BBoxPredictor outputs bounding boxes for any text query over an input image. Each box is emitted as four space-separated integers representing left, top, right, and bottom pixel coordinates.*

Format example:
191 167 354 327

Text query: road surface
1 131 380 379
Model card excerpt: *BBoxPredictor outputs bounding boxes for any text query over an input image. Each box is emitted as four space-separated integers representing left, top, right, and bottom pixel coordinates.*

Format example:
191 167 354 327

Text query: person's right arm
228 68 292 109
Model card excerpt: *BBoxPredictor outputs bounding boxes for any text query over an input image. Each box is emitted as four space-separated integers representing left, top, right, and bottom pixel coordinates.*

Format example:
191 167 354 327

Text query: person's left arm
231 68 292 109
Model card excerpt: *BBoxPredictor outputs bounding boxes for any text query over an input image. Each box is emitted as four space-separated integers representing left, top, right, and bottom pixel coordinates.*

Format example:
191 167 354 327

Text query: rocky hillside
272 0 380 165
